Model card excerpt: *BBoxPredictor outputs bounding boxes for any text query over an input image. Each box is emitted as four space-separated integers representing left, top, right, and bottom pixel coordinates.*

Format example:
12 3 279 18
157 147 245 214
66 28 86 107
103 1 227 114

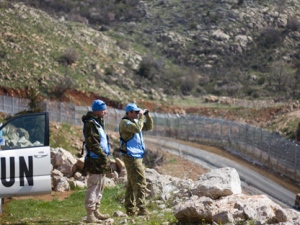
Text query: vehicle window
0 114 48 150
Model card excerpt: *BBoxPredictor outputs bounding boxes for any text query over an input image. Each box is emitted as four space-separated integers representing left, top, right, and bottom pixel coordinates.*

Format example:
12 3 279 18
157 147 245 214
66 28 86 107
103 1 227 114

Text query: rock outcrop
50 148 300 224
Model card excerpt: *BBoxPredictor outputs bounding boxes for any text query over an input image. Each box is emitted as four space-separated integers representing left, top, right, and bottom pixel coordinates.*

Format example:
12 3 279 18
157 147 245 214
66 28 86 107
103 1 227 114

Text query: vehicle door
0 112 51 198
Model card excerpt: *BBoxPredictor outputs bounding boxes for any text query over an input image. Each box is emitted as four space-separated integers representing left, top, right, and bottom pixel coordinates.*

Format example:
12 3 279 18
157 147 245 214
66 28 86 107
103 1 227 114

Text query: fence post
275 135 279 169
114 108 118 132
294 145 298 180
1 95 3 112
238 124 241 151
168 113 173 138
59 102 62 123
185 115 189 141
211 119 214 141
154 112 158 136
179 144 182 157
252 126 256 155
220 119 223 141
176 114 179 139
285 144 290 174
177 115 181 139
201 117 205 139
267 136 271 167
12 96 14 114
74 105 76 125
229 122 232 147
193 116 197 141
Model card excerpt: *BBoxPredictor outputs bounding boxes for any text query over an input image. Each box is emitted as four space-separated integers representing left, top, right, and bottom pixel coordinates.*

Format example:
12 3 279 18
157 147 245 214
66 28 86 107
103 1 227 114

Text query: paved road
144 137 296 208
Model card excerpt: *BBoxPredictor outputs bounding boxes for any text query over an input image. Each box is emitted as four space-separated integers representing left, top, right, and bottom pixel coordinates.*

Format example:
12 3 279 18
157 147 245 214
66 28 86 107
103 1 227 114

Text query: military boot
137 208 150 216
94 210 110 220
86 210 103 224
126 210 137 217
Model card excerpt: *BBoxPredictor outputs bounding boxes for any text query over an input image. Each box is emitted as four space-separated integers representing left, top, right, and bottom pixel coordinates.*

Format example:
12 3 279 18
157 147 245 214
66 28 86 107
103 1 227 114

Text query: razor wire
0 95 299 183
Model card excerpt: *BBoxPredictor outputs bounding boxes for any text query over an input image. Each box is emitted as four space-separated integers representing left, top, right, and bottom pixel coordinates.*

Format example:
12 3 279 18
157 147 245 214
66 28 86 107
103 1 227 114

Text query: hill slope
0 1 165 104
2 1 300 138
2 0 300 102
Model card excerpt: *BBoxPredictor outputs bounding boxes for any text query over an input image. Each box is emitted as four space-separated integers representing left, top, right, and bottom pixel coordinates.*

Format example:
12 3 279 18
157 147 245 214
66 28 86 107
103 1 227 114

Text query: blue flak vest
120 119 145 158
83 118 110 159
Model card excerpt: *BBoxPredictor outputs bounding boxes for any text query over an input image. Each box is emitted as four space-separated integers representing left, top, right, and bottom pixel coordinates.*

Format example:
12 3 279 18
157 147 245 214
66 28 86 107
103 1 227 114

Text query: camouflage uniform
82 111 111 211
119 113 153 214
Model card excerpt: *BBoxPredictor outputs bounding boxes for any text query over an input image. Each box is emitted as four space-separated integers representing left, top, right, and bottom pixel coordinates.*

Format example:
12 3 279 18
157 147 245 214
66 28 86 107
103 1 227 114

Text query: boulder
54 177 70 192
51 147 77 178
204 95 219 103
211 29 230 41
174 194 291 224
191 167 242 199
145 168 194 201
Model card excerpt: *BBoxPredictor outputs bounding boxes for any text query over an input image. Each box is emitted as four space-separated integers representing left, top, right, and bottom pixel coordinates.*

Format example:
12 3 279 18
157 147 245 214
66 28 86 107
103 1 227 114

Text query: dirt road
145 136 299 208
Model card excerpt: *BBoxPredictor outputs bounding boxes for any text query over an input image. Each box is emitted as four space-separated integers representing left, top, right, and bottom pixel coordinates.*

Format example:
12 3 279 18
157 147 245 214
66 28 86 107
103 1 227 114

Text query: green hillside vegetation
0 1 174 103
2 0 300 104
2 0 300 138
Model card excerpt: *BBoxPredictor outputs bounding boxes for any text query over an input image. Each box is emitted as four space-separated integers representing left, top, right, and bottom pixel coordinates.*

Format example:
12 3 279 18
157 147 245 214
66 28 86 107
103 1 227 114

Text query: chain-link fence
0 95 299 183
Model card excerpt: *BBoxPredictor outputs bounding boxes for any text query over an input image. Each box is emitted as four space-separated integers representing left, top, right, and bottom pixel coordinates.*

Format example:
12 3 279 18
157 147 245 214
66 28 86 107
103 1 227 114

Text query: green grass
280 118 299 139
167 158 177 164
0 185 179 225
169 96 240 109
1 191 87 224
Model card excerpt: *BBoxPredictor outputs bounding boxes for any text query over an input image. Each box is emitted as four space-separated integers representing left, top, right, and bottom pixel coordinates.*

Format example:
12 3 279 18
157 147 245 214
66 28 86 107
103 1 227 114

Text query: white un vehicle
0 112 51 213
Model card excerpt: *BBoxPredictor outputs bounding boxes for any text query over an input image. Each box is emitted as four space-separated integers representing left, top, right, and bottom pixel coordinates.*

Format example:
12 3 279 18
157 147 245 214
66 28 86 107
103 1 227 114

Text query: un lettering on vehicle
0 156 34 187
0 146 51 197
0 156 34 188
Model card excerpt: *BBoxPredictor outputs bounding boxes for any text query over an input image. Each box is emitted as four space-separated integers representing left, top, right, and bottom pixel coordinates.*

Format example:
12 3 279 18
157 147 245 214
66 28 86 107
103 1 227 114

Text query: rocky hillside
0 2 155 104
2 0 300 139
110 0 300 100
2 0 300 103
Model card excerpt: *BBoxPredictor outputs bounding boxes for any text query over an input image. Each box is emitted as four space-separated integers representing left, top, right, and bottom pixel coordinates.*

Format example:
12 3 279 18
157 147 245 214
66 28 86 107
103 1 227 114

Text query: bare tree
269 60 293 96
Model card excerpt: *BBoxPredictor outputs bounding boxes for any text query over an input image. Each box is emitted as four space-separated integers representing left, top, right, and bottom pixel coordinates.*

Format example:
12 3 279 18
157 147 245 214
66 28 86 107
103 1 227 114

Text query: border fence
0 95 299 184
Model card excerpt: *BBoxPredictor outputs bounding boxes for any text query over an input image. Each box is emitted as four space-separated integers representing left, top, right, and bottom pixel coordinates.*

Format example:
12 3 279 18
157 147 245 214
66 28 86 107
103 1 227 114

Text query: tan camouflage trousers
85 173 106 211
122 155 147 212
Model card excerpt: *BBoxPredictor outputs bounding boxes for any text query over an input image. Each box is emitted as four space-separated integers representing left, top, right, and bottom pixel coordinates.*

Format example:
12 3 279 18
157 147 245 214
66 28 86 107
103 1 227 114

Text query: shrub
199 75 210 86
26 87 43 112
104 66 114 76
57 48 79 65
257 76 266 85
69 13 88 24
0 50 7 59
189 22 198 30
180 72 199 96
116 40 130 50
137 55 164 80
47 1 74 13
258 28 282 48
47 75 76 99
238 0 244 5
88 12 110 25
287 15 300 31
